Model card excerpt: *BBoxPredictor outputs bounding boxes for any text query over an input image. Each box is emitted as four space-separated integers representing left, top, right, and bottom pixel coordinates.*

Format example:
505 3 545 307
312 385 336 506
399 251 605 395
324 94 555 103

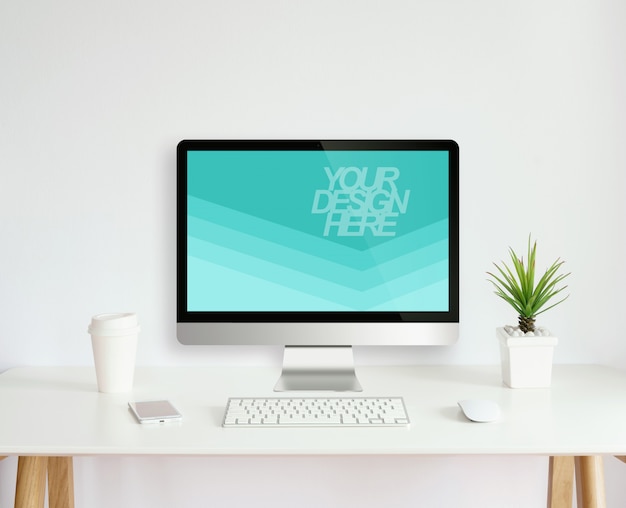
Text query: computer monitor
177 140 459 391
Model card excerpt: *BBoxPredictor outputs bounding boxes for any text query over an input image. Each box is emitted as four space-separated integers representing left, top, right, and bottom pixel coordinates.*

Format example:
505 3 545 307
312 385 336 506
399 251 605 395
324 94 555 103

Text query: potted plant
487 236 570 388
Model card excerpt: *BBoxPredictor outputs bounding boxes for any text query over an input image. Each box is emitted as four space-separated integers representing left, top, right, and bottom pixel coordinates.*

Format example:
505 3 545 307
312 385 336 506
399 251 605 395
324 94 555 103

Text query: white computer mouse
457 399 501 423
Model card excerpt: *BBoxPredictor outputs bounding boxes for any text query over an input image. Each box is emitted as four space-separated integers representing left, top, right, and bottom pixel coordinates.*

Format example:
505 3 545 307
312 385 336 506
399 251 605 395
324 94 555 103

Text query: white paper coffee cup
88 313 140 393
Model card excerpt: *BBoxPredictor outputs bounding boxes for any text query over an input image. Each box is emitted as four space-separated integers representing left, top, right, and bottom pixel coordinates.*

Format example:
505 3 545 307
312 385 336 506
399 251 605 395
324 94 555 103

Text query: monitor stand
274 346 363 392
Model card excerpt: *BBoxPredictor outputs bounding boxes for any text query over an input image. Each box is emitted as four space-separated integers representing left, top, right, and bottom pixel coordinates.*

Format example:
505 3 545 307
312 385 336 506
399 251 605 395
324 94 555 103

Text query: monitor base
274 346 363 392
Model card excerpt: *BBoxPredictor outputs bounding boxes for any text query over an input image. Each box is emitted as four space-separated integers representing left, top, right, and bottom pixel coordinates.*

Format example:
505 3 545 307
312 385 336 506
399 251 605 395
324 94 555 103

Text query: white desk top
1 365 626 457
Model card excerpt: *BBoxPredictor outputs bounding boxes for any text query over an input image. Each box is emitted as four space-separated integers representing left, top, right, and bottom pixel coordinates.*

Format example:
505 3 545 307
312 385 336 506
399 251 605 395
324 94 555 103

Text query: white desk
1 365 626 507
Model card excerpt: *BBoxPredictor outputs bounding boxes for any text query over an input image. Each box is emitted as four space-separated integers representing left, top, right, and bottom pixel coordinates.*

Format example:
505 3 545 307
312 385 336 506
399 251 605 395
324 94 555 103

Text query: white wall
1 0 625 506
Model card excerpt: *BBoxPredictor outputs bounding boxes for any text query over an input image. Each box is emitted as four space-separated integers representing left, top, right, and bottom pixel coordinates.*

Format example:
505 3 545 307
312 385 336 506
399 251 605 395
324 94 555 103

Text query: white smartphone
128 400 182 424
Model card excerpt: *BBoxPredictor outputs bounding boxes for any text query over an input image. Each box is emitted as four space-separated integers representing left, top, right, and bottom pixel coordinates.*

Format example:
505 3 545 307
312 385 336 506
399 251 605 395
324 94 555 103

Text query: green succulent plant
487 236 570 334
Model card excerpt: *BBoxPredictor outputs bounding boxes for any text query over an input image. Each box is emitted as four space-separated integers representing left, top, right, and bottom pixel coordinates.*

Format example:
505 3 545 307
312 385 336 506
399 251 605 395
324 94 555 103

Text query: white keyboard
223 396 410 427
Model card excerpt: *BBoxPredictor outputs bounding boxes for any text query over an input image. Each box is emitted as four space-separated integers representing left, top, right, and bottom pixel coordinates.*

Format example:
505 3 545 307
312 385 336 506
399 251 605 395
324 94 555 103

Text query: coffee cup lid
88 313 139 335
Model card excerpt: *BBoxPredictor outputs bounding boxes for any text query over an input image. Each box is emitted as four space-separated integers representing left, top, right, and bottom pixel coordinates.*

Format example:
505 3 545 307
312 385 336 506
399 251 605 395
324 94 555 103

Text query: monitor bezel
177 139 459 329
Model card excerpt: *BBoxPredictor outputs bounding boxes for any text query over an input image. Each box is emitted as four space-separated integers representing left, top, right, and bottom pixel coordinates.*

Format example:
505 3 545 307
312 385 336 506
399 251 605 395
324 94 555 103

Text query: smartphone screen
129 400 182 423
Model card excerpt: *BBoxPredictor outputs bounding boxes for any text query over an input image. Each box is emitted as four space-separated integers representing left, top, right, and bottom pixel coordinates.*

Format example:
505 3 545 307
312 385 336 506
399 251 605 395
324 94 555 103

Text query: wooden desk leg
548 456 575 508
575 456 606 508
15 456 48 508
48 457 75 508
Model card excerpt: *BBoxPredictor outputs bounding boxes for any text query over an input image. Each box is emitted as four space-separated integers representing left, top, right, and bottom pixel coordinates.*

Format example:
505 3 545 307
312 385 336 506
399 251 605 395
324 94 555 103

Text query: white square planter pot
497 327 558 388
